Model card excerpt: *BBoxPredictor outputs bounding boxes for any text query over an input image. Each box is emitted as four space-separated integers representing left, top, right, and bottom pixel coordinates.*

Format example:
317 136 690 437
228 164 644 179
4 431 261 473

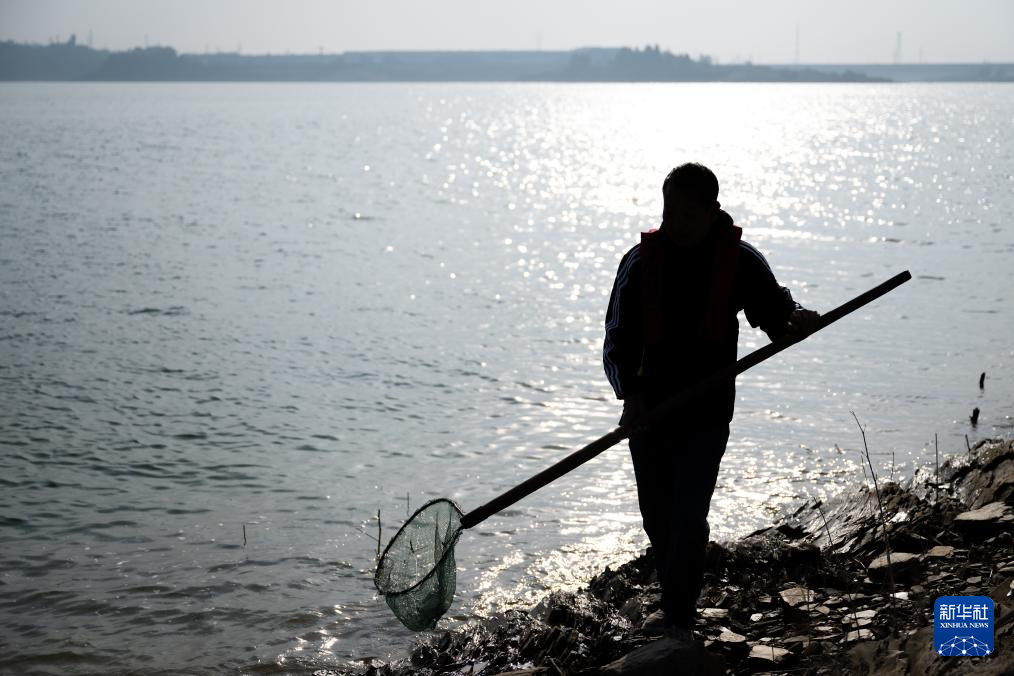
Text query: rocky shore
343 438 1013 675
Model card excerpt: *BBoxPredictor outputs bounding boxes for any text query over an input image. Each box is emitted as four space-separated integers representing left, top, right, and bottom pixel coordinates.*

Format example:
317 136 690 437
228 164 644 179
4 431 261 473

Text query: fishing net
373 498 464 631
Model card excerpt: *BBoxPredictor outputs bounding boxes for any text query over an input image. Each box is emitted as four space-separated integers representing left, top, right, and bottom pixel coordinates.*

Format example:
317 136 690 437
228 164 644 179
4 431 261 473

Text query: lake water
1 82 1011 674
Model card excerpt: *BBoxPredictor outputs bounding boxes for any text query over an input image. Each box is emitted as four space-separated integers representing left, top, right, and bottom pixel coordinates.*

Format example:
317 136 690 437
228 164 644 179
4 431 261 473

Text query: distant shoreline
3 39 1013 83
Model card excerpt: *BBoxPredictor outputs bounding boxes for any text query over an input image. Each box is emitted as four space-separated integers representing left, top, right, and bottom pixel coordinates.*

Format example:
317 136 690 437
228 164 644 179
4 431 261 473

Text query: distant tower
893 31 902 64
794 23 800 64
87 29 93 48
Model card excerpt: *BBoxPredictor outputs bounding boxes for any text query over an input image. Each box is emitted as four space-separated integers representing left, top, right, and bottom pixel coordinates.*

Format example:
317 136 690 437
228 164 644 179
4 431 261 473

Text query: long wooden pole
460 270 911 530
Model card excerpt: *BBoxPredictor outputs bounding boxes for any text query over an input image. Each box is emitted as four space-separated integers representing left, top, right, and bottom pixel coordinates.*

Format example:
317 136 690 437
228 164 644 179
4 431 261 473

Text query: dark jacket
603 211 799 425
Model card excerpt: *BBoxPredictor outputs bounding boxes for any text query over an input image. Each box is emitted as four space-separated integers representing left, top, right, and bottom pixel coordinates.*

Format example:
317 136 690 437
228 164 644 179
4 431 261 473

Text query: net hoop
373 497 464 598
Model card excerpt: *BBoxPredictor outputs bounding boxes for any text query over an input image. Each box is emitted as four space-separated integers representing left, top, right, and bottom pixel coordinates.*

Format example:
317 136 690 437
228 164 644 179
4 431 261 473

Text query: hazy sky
2 0 1013 63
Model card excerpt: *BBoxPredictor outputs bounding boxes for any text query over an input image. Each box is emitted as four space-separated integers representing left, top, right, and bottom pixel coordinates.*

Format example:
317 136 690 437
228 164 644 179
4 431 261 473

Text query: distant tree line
1 39 1011 82
0 37 109 80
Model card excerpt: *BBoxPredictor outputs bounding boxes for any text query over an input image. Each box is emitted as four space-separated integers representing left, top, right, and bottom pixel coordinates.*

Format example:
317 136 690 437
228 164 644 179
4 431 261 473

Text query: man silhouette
603 163 818 639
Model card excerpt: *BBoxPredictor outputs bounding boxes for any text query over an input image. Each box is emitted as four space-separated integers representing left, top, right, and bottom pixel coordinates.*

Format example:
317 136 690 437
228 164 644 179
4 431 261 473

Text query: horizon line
4 38 1012 67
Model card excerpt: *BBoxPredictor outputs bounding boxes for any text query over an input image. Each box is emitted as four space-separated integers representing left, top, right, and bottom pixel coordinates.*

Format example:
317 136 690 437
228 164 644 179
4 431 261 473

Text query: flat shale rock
779 586 816 607
717 629 747 643
747 643 791 664
599 638 725 676
950 439 1014 508
845 628 875 642
924 545 955 558
868 551 921 580
953 500 1013 533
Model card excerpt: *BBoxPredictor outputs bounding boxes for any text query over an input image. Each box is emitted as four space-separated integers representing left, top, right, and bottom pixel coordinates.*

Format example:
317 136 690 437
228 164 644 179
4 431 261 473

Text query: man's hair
662 163 719 206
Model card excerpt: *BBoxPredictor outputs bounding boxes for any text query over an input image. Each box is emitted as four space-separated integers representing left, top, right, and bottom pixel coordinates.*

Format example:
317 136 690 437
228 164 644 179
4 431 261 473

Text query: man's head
661 163 720 246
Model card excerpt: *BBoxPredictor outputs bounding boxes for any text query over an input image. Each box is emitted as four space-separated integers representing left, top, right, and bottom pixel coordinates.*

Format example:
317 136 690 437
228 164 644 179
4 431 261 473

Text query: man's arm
603 246 643 401
739 240 819 341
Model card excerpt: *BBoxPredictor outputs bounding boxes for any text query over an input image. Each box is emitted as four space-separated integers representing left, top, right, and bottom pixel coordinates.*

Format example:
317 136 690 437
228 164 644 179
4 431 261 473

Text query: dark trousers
629 423 729 628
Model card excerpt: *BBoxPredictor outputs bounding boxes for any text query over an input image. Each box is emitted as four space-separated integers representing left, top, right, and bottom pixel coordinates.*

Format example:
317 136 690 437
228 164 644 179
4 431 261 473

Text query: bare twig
357 526 379 543
243 524 247 547
850 410 895 616
856 450 874 513
358 509 384 561
935 433 940 498
816 503 834 549
857 448 870 485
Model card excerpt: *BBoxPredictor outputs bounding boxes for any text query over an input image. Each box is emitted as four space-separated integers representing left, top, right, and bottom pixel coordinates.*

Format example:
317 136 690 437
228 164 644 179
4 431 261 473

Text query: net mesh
374 498 464 631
